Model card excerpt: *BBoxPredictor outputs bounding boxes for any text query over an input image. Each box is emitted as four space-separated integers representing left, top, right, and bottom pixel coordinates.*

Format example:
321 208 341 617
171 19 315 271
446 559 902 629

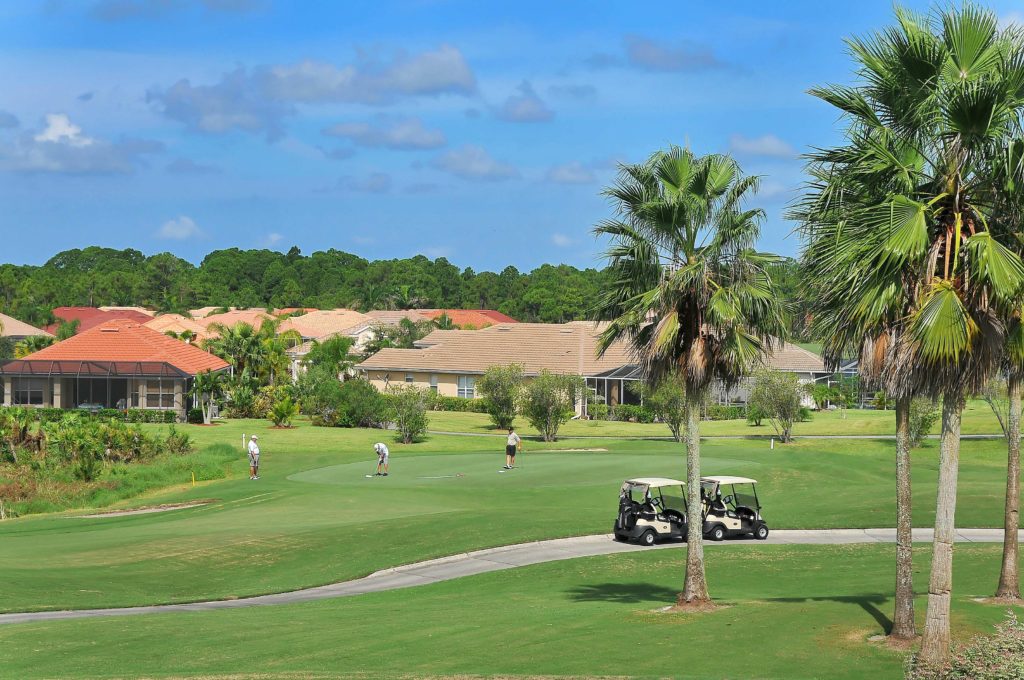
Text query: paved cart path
1 528 1017 626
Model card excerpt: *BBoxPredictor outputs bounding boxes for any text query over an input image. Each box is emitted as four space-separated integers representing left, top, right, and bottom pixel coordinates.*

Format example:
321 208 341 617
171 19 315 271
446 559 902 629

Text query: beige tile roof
98 306 155 317
364 310 429 326
359 321 635 376
144 314 212 341
197 309 276 330
0 312 53 338
189 306 229 319
358 321 826 377
277 309 372 339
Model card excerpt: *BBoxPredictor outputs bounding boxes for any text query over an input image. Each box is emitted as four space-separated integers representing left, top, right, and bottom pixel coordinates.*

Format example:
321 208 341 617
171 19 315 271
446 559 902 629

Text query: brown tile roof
47 307 153 334
359 322 827 377
0 313 53 338
144 314 212 342
277 309 373 339
23 319 229 375
359 321 633 376
418 309 518 328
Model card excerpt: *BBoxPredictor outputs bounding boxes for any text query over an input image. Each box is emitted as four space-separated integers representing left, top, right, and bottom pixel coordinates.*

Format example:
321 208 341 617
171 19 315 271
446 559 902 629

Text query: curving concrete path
1 528 1017 626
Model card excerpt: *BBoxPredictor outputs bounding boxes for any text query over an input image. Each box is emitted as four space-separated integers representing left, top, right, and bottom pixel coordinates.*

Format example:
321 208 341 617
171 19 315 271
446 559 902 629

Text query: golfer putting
502 427 521 470
247 434 260 480
372 442 389 477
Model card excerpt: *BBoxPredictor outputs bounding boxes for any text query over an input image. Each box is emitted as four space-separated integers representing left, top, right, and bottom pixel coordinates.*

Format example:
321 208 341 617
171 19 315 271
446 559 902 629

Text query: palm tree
593 146 786 607
203 322 263 377
433 312 456 330
796 5 1024 664
14 335 55 358
189 370 226 425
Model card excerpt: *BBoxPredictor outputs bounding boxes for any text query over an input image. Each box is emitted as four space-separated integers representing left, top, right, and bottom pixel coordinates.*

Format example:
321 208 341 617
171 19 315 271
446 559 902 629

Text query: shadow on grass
567 582 679 604
763 594 893 633
569 584 894 632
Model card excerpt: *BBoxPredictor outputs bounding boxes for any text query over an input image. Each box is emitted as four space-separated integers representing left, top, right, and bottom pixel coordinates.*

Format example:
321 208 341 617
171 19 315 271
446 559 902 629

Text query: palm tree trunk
919 394 964 667
678 395 711 606
891 395 916 639
996 375 1021 600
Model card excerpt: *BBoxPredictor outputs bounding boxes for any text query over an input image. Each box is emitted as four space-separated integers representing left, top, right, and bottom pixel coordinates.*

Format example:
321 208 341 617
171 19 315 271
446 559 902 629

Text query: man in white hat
248 434 260 480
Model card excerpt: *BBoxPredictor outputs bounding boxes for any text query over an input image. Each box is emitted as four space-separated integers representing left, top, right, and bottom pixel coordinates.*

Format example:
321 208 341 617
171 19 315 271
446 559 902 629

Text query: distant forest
0 246 809 337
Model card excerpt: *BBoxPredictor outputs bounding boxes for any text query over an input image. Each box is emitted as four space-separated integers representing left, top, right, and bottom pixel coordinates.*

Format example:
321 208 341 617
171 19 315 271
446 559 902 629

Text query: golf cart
700 476 768 541
614 477 688 546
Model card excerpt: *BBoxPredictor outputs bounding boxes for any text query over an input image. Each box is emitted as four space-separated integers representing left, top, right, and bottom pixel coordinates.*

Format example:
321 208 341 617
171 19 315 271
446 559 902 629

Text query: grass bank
0 543 1019 679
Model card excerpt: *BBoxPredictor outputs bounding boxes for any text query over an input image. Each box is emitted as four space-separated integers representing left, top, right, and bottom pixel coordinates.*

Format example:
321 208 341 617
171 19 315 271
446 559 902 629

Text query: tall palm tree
796 5 1024 664
203 322 263 377
189 370 226 425
593 146 786 607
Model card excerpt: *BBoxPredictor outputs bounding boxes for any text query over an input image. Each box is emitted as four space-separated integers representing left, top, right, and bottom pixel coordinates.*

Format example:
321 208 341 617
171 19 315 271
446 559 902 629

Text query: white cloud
546 161 595 184
323 116 445 150
431 145 518 181
729 133 796 158
340 172 392 193
0 113 162 174
624 35 722 72
423 245 452 259
157 215 203 240
497 81 554 122
264 232 283 246
551 233 573 247
149 45 475 139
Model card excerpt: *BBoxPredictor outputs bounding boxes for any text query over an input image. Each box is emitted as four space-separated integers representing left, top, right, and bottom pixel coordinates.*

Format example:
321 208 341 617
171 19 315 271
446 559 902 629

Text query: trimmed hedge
0 406 178 424
612 404 655 423
705 404 745 421
429 395 489 413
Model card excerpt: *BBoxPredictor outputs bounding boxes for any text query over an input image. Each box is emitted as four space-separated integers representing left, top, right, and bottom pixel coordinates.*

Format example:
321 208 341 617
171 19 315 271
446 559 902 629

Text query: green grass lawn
427 399 1004 438
1 543 1019 680
0 418 1016 613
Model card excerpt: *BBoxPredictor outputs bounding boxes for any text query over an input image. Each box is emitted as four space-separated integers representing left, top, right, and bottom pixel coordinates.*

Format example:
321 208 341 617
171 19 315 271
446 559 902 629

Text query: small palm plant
269 396 299 428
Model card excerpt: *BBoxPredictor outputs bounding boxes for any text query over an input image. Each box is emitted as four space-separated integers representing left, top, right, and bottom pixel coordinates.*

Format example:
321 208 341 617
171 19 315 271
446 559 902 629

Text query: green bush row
0 406 178 424
428 395 489 413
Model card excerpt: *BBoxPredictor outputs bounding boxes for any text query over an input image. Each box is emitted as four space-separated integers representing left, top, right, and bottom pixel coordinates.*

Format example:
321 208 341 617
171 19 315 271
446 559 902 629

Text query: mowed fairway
0 418 1016 613
0 544 1020 680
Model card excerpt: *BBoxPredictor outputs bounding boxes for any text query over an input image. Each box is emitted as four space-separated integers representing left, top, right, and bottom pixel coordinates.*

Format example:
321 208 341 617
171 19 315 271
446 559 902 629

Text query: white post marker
770 437 775 450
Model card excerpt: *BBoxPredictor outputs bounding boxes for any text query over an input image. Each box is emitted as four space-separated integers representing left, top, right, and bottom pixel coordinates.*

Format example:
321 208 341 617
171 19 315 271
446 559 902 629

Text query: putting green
288 452 763 489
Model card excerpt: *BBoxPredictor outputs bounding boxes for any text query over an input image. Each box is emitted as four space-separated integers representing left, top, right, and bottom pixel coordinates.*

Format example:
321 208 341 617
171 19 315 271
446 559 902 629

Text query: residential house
281 309 375 380
45 306 153 334
0 319 229 419
417 309 517 329
143 314 211 343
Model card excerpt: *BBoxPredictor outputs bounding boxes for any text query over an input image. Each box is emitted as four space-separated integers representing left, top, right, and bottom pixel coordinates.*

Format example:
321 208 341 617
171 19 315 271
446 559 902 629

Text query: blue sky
2 0 1022 270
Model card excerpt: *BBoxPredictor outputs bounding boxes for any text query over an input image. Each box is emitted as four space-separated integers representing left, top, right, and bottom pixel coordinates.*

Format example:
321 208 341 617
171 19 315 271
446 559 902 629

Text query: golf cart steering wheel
649 496 662 508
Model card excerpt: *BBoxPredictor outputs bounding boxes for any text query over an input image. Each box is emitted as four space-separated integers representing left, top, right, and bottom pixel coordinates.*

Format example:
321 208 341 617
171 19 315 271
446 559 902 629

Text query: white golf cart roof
624 477 686 488
702 475 758 485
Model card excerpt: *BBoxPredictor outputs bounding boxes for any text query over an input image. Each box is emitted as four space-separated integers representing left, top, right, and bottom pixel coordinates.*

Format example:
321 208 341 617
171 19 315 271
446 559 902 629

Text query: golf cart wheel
639 530 656 546
710 526 725 541
755 524 769 540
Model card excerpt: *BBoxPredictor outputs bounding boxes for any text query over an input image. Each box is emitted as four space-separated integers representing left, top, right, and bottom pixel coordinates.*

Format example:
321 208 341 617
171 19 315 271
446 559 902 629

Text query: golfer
503 427 521 469
374 442 389 476
248 435 260 480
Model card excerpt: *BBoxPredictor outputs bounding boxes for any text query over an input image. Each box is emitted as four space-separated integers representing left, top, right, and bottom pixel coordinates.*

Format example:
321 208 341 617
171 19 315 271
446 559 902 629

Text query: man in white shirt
504 427 521 469
248 435 260 480
374 442 389 476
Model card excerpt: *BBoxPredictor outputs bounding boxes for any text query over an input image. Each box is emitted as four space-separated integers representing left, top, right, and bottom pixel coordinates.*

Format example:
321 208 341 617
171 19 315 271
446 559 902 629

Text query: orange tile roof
23 319 229 375
418 309 518 328
47 307 154 334
196 309 276 330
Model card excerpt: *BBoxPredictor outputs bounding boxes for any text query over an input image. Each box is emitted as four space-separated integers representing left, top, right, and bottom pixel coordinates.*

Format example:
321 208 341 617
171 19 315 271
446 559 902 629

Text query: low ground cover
0 544 1019 679
0 418 1014 613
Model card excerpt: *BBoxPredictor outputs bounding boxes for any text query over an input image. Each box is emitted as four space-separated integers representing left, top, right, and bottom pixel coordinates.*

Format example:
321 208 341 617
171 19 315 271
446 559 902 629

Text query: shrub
909 398 940 448
521 371 584 442
612 404 655 423
476 363 524 430
646 377 686 441
225 385 257 419
749 369 804 443
429 395 488 412
297 369 388 429
387 385 430 443
746 404 766 427
269 396 299 427
187 408 204 424
705 404 745 421
798 406 813 422
589 403 609 420
162 425 193 456
906 611 1024 680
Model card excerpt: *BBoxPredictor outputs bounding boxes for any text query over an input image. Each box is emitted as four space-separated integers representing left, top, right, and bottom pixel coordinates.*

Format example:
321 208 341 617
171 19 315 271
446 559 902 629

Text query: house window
145 380 175 409
405 374 414 383
429 374 438 393
13 378 44 406
457 375 475 399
